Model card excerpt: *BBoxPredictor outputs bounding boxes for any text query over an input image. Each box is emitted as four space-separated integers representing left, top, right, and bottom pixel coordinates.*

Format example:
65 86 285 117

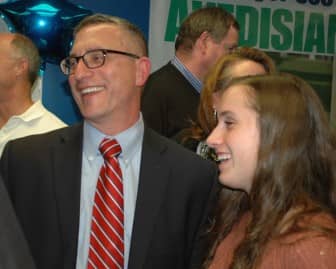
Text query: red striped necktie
88 138 124 269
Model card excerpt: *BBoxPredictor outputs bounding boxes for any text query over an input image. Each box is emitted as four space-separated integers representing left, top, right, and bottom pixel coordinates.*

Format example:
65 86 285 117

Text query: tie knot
99 138 122 159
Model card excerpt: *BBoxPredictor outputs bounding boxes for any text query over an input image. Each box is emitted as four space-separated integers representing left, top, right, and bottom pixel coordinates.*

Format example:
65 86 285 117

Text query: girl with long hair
204 74 336 269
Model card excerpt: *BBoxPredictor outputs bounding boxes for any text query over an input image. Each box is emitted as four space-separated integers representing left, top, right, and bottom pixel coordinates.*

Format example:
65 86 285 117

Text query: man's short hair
74 13 148 56
175 7 239 51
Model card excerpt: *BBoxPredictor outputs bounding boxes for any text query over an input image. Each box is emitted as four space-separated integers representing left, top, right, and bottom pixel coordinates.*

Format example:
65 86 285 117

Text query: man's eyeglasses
60 48 140 75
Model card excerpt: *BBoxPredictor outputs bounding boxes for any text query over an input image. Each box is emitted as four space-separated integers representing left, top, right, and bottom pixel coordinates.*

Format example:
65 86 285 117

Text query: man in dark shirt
141 7 239 138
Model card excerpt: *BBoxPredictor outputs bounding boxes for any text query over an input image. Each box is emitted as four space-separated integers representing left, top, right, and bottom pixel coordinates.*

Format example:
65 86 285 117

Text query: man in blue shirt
141 7 239 138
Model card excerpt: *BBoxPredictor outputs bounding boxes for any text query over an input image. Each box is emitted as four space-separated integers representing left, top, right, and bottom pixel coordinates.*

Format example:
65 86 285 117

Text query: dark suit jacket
0 174 35 269
141 62 200 138
0 123 218 269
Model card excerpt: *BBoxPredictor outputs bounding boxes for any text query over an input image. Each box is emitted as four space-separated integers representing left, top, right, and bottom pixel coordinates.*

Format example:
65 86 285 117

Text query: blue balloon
0 12 15 32
0 0 92 64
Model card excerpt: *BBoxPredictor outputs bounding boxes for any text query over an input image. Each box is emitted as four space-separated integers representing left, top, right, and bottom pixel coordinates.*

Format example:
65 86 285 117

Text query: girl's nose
206 125 224 149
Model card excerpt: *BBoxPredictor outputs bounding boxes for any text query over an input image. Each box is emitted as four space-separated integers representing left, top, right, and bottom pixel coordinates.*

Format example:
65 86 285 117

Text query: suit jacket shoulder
0 123 83 269
141 62 200 137
128 127 218 269
144 62 193 91
0 175 36 269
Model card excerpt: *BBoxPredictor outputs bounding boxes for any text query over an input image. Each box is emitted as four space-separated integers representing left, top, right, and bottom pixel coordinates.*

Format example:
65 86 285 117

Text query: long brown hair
203 74 336 269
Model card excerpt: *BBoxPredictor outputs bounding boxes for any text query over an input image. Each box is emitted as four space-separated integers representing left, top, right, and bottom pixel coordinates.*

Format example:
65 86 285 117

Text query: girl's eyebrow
217 110 234 118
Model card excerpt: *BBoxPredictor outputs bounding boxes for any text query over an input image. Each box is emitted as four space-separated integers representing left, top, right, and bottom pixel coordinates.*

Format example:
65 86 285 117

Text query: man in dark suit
0 14 218 269
0 174 35 269
141 7 239 138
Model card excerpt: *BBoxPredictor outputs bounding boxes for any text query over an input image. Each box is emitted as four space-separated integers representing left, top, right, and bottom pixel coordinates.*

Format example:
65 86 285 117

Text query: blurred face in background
212 59 267 108
203 26 239 76
230 59 267 77
207 26 239 64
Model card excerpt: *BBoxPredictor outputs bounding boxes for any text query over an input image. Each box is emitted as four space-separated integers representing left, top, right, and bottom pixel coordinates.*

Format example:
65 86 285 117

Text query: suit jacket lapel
53 124 83 268
128 128 170 269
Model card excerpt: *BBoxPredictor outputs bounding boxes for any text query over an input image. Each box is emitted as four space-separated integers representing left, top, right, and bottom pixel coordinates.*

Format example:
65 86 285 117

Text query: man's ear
194 31 211 55
14 58 28 77
135 56 151 87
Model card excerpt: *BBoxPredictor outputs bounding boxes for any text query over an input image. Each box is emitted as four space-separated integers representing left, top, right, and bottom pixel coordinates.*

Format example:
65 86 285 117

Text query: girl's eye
224 120 235 128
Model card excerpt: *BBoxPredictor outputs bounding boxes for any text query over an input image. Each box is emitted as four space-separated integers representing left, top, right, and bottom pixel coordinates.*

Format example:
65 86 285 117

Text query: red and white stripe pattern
88 138 124 269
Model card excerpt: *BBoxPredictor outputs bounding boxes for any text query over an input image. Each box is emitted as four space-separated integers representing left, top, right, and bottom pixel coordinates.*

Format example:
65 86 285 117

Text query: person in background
141 7 239 138
175 47 276 159
0 33 66 156
0 14 218 269
204 74 336 269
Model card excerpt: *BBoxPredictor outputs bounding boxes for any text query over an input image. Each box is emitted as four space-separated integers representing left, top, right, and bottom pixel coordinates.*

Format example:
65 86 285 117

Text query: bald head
0 32 15 55
0 32 41 85
0 32 14 41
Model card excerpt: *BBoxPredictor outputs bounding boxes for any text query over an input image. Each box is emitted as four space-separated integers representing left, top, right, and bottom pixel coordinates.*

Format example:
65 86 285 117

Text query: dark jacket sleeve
0 173 36 269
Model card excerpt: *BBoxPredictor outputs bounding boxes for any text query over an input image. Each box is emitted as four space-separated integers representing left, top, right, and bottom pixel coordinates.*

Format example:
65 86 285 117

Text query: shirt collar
11 100 45 122
171 55 202 93
83 114 144 160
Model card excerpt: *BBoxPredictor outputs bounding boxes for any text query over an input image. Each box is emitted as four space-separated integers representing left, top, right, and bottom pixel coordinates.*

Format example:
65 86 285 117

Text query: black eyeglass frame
60 48 140 75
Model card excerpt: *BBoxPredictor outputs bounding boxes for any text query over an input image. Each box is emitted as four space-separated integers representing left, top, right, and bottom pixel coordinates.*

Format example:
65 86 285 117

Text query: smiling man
0 14 218 269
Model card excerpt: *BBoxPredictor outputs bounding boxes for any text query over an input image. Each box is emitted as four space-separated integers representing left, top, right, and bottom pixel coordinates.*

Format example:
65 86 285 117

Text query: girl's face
207 85 259 193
